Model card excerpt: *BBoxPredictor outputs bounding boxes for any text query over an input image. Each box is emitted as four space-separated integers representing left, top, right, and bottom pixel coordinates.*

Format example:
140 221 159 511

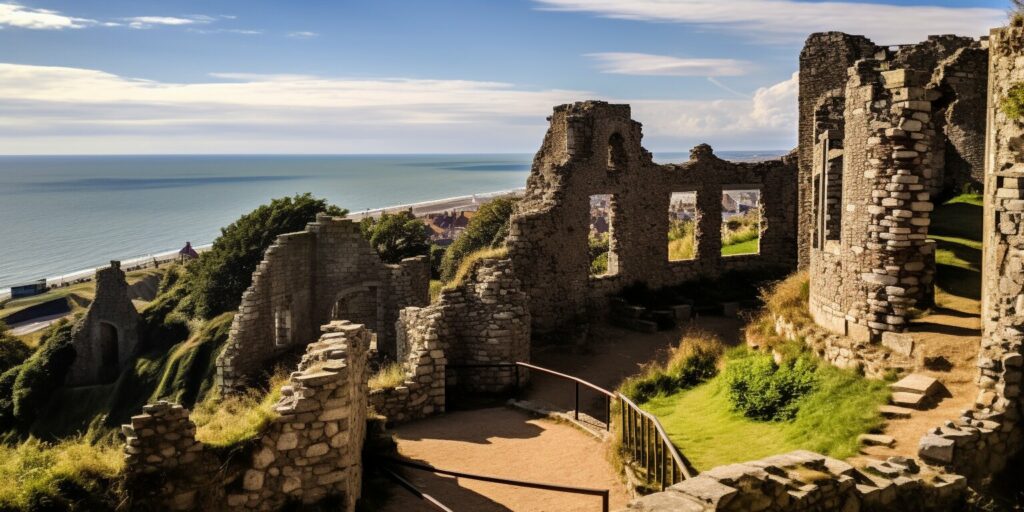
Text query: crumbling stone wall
123 321 370 511
217 215 429 392
66 260 141 386
917 25 1024 480
508 102 798 337
370 258 529 423
622 450 965 512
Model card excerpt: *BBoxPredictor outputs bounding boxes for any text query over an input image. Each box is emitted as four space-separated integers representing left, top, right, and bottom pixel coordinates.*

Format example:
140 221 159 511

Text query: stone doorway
331 284 381 346
98 322 120 384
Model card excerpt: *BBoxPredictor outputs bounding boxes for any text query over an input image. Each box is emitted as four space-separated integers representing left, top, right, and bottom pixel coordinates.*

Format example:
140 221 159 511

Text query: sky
0 0 1013 155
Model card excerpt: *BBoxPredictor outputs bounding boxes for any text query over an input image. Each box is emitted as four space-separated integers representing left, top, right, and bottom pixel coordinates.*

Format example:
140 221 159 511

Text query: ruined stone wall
370 258 529 423
799 33 881 268
217 215 428 392
932 46 989 193
622 450 965 512
66 260 141 386
123 321 370 511
508 102 798 337
917 25 1024 480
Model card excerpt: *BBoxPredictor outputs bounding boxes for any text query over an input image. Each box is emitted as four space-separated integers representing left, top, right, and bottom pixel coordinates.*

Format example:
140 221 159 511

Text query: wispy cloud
0 3 95 30
535 0 1004 44
188 28 263 35
0 63 797 154
125 15 211 29
587 52 748 76
287 31 318 39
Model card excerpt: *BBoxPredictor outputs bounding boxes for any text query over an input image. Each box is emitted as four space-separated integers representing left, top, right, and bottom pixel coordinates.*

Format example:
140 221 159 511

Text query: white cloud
535 0 1004 44
188 28 263 35
587 52 748 76
0 3 94 30
0 63 797 154
287 31 318 38
125 16 208 29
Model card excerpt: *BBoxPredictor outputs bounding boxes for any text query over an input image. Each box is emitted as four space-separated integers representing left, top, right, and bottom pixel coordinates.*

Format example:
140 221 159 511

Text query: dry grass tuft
745 271 810 349
192 367 290 448
444 246 508 290
369 362 407 390
0 437 123 509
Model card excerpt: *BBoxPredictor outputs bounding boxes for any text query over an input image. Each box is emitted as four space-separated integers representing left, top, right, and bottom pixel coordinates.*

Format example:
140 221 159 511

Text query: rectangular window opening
589 194 618 277
722 189 761 256
668 191 697 262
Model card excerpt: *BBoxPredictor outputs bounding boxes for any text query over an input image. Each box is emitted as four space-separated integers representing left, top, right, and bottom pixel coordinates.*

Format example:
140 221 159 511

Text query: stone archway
331 283 381 343
98 321 120 383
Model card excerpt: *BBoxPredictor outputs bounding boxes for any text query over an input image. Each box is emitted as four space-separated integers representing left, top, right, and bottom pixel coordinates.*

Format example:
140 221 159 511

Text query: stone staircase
861 374 946 452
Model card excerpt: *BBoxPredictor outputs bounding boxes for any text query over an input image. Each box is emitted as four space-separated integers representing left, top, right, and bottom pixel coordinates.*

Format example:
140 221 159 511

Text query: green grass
429 280 444 303
930 193 982 300
0 268 165 322
642 350 889 471
191 368 288 449
445 246 508 289
0 437 123 510
722 237 759 256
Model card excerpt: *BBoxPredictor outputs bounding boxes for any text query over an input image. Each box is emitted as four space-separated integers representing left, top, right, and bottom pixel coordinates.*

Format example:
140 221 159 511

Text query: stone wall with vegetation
123 320 370 511
66 260 142 386
622 450 966 512
508 101 798 338
917 25 1024 480
217 215 429 392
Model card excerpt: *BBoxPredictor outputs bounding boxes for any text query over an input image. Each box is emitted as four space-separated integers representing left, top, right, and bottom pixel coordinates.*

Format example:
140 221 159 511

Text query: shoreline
0 187 526 300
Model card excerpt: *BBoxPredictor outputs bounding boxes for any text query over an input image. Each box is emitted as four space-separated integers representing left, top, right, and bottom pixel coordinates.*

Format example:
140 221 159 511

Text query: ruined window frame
720 186 763 257
667 190 698 262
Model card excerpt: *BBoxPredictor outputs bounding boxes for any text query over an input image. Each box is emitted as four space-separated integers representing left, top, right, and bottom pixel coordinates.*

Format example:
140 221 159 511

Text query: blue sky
0 0 1012 154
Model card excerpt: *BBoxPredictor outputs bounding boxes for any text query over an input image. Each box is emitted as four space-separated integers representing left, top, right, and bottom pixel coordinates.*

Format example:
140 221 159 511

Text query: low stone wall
123 320 370 511
622 451 966 512
369 306 446 423
770 313 911 379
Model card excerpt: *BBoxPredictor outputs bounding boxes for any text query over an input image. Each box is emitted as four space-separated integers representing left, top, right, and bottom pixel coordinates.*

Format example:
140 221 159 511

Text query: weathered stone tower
67 260 141 386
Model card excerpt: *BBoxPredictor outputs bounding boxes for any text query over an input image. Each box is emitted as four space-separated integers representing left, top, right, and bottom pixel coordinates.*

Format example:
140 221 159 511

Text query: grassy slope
930 193 982 301
1 269 164 322
644 356 889 471
722 238 759 256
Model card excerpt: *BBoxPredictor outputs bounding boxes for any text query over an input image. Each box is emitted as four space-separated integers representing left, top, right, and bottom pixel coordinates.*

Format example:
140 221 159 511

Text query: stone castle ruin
114 23 1024 512
216 215 430 391
508 102 799 337
67 260 141 386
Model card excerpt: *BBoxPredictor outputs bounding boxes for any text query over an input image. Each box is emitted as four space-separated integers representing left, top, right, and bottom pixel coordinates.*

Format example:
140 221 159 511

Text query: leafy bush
0 437 122 511
589 233 610 275
359 211 430 264
723 350 817 421
429 245 446 279
183 194 347 319
11 321 77 426
721 209 760 247
1003 82 1024 122
620 332 723 403
0 323 30 375
0 367 19 431
439 198 516 281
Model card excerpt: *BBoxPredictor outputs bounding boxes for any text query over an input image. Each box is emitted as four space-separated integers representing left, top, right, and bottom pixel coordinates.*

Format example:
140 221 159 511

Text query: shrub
668 220 695 261
620 332 724 403
0 323 30 375
589 233 610 275
1003 82 1024 122
444 247 508 290
359 211 430 264
184 194 347 319
11 321 77 426
723 350 817 422
721 210 760 247
429 245 446 279
369 362 406 390
0 367 19 431
440 198 516 281
0 437 123 511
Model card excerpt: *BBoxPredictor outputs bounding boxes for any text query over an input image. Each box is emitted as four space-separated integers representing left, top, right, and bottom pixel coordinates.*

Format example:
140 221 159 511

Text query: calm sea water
0 151 784 289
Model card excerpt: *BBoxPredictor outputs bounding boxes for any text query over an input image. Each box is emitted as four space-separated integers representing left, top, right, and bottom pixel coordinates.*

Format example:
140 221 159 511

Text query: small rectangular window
589 194 618 277
721 189 761 256
668 192 697 261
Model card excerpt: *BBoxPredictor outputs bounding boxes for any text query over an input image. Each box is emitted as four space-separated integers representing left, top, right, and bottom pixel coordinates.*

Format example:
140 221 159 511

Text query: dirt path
380 407 629 512
858 290 981 461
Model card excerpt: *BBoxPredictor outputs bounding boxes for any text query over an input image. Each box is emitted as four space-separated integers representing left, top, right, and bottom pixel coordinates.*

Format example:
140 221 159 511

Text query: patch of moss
1003 82 1024 122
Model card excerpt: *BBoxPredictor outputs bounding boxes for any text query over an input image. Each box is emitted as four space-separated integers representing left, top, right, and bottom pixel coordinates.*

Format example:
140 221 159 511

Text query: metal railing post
574 381 579 421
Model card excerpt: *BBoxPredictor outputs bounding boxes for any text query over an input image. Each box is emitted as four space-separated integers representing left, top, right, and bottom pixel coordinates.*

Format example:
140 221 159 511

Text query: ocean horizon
0 151 786 290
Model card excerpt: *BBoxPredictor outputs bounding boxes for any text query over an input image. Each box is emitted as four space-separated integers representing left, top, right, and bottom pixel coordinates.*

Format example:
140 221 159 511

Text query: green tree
11 321 77 426
440 198 517 281
359 211 430 264
184 194 347 319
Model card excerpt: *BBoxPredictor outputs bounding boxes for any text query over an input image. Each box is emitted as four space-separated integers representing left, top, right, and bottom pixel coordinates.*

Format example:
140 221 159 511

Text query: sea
0 151 786 290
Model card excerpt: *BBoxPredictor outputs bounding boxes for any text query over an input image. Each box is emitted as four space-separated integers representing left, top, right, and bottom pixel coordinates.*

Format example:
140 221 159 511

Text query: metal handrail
384 457 610 512
617 392 694 489
515 362 616 398
380 465 455 512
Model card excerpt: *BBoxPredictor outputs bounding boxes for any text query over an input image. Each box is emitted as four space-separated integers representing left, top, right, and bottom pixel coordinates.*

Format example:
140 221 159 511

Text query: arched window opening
607 133 627 171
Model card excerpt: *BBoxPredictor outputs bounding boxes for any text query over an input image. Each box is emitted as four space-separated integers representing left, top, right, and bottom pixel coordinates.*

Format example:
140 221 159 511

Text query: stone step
879 405 915 419
891 373 941 398
890 391 928 409
858 434 896 447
